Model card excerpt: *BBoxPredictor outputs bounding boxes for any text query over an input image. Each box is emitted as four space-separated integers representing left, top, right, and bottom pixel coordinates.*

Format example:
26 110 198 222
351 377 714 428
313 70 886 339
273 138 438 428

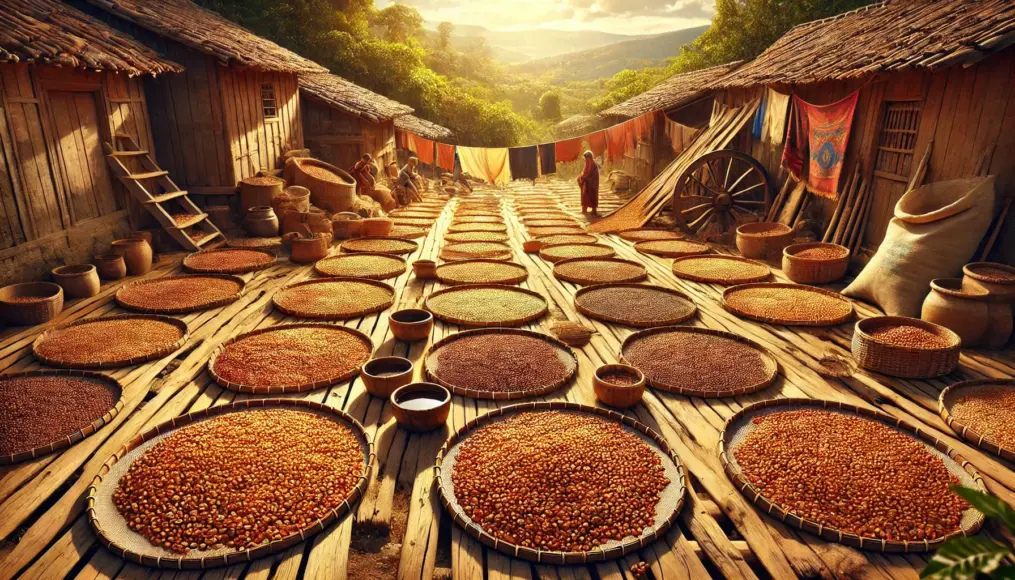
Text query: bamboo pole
831 170 861 244
823 164 858 242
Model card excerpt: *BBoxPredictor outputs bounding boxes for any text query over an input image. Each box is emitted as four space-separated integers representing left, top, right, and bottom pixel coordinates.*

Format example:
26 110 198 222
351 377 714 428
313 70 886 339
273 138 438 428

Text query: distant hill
511 26 710 82
424 22 651 63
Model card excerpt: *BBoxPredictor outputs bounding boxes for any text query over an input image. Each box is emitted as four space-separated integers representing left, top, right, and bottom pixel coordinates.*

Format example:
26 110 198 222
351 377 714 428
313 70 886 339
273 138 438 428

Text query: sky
374 0 715 34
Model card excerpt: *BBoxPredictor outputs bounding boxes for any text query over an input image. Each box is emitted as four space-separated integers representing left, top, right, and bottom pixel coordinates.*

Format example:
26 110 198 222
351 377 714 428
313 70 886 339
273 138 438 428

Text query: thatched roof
716 0 1015 88
86 0 326 74
599 61 742 120
395 115 454 142
555 114 607 139
300 73 413 124
0 0 181 76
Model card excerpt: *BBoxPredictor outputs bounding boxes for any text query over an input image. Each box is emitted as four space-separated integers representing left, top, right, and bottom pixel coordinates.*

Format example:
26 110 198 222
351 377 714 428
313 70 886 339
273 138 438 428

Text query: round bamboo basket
86 399 374 569
734 222 794 260
183 248 276 274
424 328 577 399
313 253 406 280
0 282 63 326
293 159 356 213
526 219 579 228
226 237 282 250
435 401 686 564
719 398 985 552
448 223 508 234
528 226 585 237
0 370 124 465
851 316 961 378
452 216 504 225
538 243 615 264
440 241 513 262
115 275 245 314
621 326 779 397
721 283 855 326
340 237 419 256
435 260 528 286
388 225 429 239
593 364 645 409
536 233 598 245
671 255 771 285
424 284 548 327
634 239 710 259
782 242 851 284
553 257 648 285
939 379 1015 462
33 314 189 369
617 229 686 243
272 278 394 320
444 231 509 243
575 284 697 327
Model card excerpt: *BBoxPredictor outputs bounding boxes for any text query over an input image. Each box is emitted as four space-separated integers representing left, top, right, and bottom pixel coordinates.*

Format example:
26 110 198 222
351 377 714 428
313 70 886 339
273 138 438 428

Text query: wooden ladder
104 135 225 251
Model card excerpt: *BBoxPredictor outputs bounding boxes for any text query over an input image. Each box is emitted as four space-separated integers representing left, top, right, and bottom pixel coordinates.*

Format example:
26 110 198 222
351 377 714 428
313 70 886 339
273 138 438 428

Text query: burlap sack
843 176 995 317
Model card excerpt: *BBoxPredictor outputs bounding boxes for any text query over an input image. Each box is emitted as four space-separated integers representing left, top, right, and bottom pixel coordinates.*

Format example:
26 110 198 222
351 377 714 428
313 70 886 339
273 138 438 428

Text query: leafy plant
922 486 1015 580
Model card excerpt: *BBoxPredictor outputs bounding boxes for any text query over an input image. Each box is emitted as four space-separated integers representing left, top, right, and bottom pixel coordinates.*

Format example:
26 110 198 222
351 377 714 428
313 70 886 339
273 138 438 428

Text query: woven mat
273 278 394 320
539 243 616 263
535 233 598 245
183 248 276 274
444 231 509 243
33 315 188 369
440 242 513 262
633 239 709 258
618 229 686 242
553 258 647 285
115 275 244 314
520 213 571 222
940 379 1015 462
424 329 576 399
314 253 406 280
575 284 696 327
340 237 419 255
0 370 124 465
436 403 685 563
722 283 854 326
388 225 428 239
226 237 282 250
528 226 585 237
621 326 777 397
452 216 504 225
390 217 436 227
87 400 371 568
425 285 547 327
671 255 771 285
436 260 528 285
448 223 508 233
455 210 503 218
721 399 984 552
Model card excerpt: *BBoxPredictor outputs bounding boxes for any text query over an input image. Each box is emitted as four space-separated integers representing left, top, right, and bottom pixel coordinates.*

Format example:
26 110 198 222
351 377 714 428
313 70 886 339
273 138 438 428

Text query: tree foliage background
196 0 874 146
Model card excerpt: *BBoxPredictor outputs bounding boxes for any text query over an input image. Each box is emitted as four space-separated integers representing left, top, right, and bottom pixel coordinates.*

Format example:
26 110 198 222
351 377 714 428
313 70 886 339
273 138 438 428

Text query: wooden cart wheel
672 150 772 240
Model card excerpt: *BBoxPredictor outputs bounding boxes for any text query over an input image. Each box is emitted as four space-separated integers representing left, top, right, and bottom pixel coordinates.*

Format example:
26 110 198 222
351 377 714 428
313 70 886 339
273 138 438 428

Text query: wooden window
261 83 277 119
873 100 921 184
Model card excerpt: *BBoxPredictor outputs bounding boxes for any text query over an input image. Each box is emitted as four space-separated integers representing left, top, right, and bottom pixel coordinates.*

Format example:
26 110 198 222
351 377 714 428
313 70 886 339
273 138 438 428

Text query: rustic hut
554 114 607 140
0 0 181 283
75 0 327 195
710 0 1015 264
300 73 414 170
394 115 455 144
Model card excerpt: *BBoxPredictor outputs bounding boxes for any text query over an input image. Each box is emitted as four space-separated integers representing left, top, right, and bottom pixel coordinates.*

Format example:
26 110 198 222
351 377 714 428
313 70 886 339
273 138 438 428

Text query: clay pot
239 176 283 216
51 264 100 299
921 278 990 347
129 230 153 245
593 364 646 409
362 217 394 237
0 282 63 326
111 238 153 275
94 254 127 280
412 260 437 280
361 357 414 398
389 308 433 342
523 240 543 253
290 233 331 264
962 262 1015 349
982 302 1014 349
243 206 279 237
391 382 450 433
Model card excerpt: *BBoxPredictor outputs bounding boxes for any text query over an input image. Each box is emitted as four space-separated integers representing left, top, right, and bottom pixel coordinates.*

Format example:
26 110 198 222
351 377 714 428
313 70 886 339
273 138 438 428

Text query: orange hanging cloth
436 143 455 171
587 131 607 158
605 121 635 162
406 133 435 165
555 137 583 163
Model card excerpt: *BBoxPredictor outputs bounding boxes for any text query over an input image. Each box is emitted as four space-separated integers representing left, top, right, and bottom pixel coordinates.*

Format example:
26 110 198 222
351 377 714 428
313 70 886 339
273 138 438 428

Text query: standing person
578 150 599 215
394 157 422 206
350 154 375 196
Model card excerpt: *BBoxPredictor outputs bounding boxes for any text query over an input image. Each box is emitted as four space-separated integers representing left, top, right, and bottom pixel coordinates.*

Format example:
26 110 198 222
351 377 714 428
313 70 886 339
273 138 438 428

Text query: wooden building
709 0 1015 264
75 0 326 194
394 114 455 144
0 0 181 284
300 73 413 171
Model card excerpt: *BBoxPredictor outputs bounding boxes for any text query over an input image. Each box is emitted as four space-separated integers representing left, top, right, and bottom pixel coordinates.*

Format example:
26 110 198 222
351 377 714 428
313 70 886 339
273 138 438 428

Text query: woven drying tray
314 253 406 280
341 237 419 256
436 260 528 286
448 223 508 233
539 243 615 263
86 398 373 569
851 316 961 379
553 257 647 285
425 284 548 327
671 255 771 285
435 401 686 563
634 239 709 258
183 248 276 274
618 229 686 242
719 398 985 552
208 323 373 393
272 278 394 320
33 315 189 369
390 217 435 227
115 275 245 314
575 284 696 327
455 210 503 218
424 329 576 399
0 370 124 465
621 326 778 397
452 216 504 225
440 241 513 262
389 210 442 219
940 379 1015 462
521 213 572 222
528 226 585 237
535 233 598 245
444 231 509 243
226 237 282 250
722 283 855 327
388 225 429 239
525 219 579 228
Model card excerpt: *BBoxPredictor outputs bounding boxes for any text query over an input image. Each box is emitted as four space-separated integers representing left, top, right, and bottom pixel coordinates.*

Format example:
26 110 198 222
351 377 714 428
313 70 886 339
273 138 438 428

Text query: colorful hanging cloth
782 90 859 198
763 87 790 145
436 143 455 172
752 90 767 139
458 146 512 186
631 111 657 143
508 146 539 180
555 137 583 163
588 131 608 159
538 143 556 175
396 131 410 150
406 133 435 165
605 121 635 162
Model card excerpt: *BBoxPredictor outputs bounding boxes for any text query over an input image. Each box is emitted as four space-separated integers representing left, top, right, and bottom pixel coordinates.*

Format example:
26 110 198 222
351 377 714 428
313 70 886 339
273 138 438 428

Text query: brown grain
35 318 184 365
426 287 546 325
429 334 572 394
951 386 1015 450
0 375 117 456
869 325 951 349
116 277 242 312
623 330 771 394
576 286 695 326
724 286 852 324
274 280 393 319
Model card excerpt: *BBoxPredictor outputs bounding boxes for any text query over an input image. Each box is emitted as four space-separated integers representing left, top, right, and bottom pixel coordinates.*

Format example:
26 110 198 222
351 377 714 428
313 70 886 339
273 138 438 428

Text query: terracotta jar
361 217 393 237
412 260 437 280
94 254 127 280
921 278 990 347
239 176 284 217
51 264 101 299
111 238 153 275
962 262 1015 348
243 206 279 237
129 230 153 245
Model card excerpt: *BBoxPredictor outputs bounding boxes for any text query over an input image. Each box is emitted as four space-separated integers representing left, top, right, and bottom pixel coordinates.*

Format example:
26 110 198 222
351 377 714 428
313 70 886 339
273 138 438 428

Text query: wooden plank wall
221 69 302 182
302 97 397 170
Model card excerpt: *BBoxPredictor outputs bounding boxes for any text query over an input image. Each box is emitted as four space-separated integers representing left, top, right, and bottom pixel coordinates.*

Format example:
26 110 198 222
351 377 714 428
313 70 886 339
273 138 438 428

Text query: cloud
564 0 713 20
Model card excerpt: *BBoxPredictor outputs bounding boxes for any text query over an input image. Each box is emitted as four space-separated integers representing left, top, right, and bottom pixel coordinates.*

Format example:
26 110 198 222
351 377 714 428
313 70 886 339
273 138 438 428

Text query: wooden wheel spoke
688 208 714 230
735 200 768 206
688 174 722 197
682 202 712 215
727 168 756 193
731 182 767 198
723 158 734 190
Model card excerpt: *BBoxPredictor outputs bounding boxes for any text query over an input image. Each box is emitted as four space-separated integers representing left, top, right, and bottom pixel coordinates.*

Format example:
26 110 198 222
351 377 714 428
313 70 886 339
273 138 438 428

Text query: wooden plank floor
1 177 1014 580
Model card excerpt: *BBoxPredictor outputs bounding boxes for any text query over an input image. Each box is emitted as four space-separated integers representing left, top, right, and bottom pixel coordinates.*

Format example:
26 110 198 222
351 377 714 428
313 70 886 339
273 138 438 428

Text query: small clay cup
391 382 450 432
389 308 433 342
361 356 414 398
593 364 646 409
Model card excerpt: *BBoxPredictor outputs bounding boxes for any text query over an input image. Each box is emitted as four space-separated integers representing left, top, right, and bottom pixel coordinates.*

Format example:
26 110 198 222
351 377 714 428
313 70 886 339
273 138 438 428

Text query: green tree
437 21 453 51
374 4 424 44
537 91 562 121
